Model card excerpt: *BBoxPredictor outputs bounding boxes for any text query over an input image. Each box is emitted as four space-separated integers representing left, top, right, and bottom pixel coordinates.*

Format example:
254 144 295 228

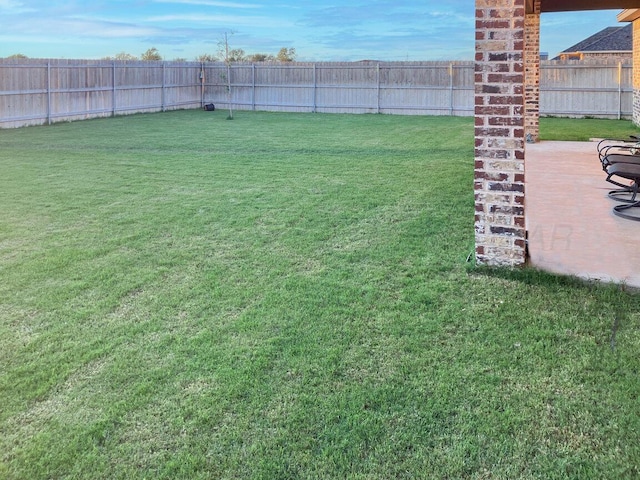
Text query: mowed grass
1 111 639 479
540 116 640 141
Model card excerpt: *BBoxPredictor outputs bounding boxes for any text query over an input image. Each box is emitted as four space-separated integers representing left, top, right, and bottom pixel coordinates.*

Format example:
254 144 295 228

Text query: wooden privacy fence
202 61 474 116
541 61 632 119
0 59 203 128
0 59 633 128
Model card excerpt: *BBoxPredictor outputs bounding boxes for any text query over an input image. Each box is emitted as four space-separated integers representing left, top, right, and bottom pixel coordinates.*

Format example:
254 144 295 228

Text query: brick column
524 1 540 142
474 0 526 266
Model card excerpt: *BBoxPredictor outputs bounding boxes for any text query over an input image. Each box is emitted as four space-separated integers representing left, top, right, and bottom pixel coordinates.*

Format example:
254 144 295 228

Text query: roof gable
562 23 632 53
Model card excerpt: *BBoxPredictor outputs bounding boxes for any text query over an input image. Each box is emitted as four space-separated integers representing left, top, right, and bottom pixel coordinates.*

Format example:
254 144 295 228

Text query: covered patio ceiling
532 0 640 13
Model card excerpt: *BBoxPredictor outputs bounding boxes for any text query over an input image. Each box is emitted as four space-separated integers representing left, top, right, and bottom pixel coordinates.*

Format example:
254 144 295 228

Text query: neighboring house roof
561 23 632 54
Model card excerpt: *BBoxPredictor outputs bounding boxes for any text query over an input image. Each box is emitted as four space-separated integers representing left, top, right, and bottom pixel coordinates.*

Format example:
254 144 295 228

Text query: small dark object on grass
204 103 215 111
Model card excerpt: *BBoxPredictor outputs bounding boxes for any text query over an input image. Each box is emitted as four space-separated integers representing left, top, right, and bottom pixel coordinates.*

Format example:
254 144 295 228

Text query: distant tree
276 47 296 62
8 53 28 59
196 53 218 62
104 52 138 61
227 48 246 63
141 47 162 61
248 53 275 62
173 57 187 62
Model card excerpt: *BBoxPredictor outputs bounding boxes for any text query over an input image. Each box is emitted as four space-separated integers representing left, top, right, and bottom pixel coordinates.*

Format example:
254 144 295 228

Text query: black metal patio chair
604 162 640 221
597 137 640 203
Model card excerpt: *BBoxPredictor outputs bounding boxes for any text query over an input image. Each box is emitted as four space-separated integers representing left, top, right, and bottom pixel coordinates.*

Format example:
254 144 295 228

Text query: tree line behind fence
0 58 633 128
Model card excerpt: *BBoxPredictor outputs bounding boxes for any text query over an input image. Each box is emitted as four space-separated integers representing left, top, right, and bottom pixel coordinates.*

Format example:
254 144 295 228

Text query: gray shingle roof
562 24 632 53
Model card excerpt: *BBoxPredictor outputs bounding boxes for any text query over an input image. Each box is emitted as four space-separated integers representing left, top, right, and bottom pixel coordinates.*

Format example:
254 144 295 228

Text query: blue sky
0 1 629 61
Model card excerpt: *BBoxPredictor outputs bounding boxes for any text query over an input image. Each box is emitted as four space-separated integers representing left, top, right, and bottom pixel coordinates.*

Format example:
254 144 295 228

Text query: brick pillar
474 0 526 266
524 1 540 142
634 19 640 127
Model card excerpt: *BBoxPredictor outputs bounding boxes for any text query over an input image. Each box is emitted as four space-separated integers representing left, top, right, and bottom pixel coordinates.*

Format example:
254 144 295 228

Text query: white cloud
153 0 262 8
0 0 35 13
3 15 159 39
147 13 294 29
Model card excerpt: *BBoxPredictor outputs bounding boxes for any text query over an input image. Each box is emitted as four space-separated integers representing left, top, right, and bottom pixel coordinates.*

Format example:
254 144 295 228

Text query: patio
526 140 640 288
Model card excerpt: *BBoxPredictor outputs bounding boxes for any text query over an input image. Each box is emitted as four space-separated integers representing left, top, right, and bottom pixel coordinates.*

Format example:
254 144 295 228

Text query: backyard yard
1 111 639 479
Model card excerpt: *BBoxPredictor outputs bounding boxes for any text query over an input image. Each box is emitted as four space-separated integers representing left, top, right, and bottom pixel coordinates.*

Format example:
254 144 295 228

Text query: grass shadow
468 263 639 296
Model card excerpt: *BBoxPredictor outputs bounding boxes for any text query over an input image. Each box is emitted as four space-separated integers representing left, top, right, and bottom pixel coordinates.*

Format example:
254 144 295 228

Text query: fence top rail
2 58 631 69
0 59 477 66
0 59 204 67
540 63 631 70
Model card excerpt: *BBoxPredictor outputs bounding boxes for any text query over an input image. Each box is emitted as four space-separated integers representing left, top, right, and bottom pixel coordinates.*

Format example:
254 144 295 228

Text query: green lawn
540 116 640 141
1 111 639 479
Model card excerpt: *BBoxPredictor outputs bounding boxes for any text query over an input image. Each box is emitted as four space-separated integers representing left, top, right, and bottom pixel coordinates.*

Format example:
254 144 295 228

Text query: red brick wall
474 0 527 266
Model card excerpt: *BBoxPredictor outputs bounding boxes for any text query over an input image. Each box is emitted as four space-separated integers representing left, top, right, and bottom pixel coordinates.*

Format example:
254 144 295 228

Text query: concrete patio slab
526 141 640 288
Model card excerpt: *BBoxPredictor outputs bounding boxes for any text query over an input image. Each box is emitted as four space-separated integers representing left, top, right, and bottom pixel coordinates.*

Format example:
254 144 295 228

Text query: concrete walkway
526 140 640 289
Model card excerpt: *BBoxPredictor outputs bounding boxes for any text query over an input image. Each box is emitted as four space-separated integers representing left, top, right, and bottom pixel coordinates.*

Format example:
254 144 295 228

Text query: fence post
252 64 256 111
313 63 317 113
227 63 232 115
112 61 117 117
200 62 205 108
162 62 166 112
449 63 454 116
618 61 623 120
376 63 381 114
46 61 51 125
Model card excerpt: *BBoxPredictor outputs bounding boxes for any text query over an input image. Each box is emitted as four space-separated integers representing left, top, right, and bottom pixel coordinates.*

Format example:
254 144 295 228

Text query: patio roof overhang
618 9 640 21
529 0 640 13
